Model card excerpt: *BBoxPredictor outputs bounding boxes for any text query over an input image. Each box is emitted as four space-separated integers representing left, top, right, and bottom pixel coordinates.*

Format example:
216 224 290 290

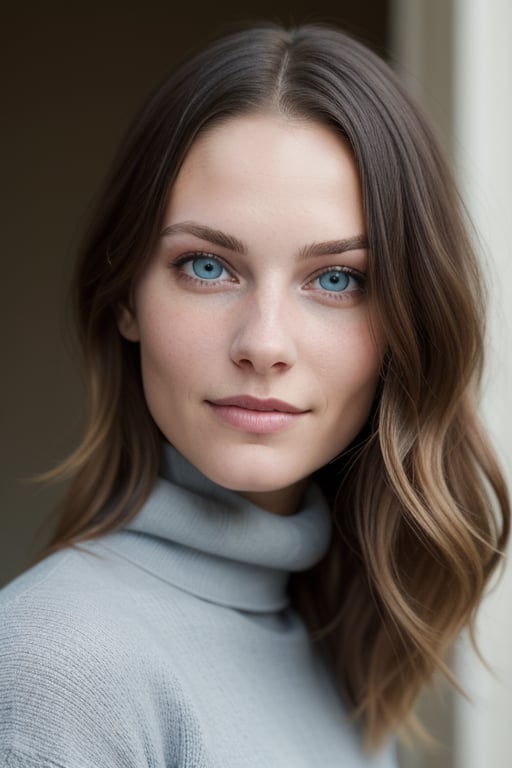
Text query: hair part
34 23 509 750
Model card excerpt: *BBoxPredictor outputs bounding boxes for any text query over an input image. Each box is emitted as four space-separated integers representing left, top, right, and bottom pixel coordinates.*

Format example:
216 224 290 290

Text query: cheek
136 319 197 436
327 334 382 439
137 304 217 389
314 317 383 391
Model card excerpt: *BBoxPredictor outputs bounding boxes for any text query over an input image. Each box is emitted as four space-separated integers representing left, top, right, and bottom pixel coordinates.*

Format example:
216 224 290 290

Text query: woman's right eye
173 253 235 284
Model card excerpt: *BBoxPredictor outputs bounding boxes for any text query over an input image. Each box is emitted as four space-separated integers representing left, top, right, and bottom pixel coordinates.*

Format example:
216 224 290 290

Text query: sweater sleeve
0 596 166 768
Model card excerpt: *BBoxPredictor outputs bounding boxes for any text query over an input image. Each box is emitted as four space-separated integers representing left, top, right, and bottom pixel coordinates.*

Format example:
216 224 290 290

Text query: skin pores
118 113 384 515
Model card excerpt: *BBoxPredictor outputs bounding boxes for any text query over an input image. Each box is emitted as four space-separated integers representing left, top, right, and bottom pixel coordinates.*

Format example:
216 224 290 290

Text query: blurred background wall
2 1 510 766
392 2 512 766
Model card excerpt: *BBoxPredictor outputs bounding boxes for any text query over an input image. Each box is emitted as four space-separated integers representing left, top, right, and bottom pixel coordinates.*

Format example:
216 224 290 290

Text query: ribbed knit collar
100 443 332 612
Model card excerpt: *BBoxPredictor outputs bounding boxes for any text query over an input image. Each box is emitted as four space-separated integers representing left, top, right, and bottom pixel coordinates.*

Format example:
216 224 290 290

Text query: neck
97 442 333 612
238 477 311 516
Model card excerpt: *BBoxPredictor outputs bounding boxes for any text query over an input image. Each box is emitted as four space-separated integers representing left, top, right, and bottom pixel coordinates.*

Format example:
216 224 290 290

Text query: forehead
166 113 365 237
181 113 351 178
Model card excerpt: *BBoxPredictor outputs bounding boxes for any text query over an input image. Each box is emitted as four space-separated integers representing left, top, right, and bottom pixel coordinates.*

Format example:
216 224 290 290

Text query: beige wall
391 2 512 767
452 1 512 766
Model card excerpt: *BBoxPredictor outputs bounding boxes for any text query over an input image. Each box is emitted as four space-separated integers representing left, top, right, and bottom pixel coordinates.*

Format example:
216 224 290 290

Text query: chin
202 453 309 495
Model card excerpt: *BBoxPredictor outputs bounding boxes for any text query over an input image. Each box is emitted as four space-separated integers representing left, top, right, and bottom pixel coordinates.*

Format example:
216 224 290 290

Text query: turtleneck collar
98 443 332 613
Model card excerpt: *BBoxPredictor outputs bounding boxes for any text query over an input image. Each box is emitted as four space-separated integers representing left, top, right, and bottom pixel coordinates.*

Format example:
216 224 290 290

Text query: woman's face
119 113 384 515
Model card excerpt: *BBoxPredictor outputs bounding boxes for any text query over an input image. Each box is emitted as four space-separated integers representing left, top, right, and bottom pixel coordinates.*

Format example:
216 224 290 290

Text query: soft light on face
118 113 385 515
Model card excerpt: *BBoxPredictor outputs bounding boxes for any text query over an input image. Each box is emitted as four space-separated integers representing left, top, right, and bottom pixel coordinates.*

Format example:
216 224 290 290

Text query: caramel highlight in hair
33 25 509 750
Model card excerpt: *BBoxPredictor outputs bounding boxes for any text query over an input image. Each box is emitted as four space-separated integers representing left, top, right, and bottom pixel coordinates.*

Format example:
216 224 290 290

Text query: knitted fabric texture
0 444 397 767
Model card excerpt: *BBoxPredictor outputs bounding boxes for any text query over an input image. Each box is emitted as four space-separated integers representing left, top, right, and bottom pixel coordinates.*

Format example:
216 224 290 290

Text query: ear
116 303 140 342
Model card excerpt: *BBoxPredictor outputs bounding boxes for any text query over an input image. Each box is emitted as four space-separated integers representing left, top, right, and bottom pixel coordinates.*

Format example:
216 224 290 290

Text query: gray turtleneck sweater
0 445 397 767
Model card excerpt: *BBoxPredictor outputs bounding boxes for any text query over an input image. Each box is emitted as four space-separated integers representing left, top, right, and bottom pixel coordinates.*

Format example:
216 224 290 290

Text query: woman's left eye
307 267 365 295
174 253 233 283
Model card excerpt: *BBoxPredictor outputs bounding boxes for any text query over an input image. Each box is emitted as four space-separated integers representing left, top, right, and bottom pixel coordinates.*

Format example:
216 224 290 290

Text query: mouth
205 395 309 434
207 395 306 414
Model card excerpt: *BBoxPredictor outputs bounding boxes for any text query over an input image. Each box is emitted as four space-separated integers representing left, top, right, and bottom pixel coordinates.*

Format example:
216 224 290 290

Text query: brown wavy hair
33 24 509 750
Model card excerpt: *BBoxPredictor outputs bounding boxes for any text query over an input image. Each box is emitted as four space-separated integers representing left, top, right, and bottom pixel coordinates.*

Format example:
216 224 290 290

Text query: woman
0 23 508 767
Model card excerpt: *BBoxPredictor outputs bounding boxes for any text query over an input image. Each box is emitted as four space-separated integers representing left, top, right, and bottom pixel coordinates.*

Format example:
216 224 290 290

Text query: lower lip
207 403 306 434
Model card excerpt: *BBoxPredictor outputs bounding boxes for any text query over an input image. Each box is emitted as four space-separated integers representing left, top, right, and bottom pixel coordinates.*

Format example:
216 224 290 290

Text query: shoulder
0 545 136 662
1 545 134 661
0 546 186 766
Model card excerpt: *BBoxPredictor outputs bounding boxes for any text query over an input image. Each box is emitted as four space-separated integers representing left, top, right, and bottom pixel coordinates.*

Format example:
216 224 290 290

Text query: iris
192 257 224 279
318 270 350 292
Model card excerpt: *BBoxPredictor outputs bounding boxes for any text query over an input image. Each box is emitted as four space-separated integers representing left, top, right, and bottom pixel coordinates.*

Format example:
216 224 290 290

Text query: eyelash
171 252 367 300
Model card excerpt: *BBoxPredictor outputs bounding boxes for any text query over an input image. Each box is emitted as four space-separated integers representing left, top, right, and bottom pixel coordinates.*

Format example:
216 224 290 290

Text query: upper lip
207 395 307 414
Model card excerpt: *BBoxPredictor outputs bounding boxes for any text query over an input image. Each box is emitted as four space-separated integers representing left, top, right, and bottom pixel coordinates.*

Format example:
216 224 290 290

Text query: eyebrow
160 222 248 254
298 235 368 259
159 220 368 258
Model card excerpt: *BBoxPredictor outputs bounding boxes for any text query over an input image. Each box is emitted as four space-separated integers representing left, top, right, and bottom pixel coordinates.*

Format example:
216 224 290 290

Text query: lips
205 395 308 434
207 395 306 414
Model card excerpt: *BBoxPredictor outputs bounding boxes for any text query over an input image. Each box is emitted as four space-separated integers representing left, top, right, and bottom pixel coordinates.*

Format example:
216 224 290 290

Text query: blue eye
173 252 236 286
317 269 351 292
191 256 224 280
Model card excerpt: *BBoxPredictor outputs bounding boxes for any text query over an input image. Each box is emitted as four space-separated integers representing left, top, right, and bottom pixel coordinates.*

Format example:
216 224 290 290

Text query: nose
229 289 297 375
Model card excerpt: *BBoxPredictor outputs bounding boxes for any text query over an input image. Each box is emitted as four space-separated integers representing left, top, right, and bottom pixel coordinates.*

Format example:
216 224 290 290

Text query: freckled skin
118 114 385 516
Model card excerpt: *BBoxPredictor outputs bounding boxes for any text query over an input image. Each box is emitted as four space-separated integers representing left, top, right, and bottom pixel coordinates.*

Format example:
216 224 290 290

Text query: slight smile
206 396 310 434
